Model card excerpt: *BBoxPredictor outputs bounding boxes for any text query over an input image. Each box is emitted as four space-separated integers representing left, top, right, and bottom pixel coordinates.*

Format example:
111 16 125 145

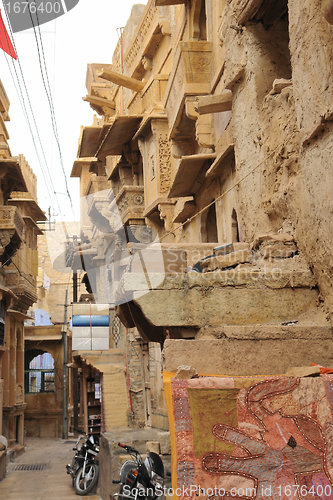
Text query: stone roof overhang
1 287 18 301
77 116 142 161
8 198 47 221
22 216 44 234
0 158 28 193
168 153 216 198
8 308 33 320
71 158 99 178
95 115 143 160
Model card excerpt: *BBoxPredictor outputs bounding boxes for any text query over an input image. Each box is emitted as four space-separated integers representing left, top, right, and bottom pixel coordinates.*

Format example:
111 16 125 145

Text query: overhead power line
1 7 61 218
26 0 76 222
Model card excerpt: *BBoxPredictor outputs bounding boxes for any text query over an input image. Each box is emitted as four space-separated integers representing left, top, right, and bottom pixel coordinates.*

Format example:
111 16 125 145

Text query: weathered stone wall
163 326 333 376
288 0 333 321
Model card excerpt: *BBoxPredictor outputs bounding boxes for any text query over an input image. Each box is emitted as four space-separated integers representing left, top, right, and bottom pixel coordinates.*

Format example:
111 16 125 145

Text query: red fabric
0 10 16 60
311 363 333 374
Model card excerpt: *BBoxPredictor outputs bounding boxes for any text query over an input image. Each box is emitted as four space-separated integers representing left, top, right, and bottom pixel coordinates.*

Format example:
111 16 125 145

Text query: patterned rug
163 373 333 500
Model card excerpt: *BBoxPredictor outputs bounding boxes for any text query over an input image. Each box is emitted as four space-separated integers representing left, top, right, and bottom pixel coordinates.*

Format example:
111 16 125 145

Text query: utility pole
62 289 68 439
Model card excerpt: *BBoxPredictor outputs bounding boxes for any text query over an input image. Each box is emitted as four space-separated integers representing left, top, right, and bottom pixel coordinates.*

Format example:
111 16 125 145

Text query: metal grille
12 463 47 471
112 316 121 347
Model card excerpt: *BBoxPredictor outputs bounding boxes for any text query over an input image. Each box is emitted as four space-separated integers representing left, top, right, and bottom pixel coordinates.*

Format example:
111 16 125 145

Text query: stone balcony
0 206 25 260
163 41 213 139
6 270 37 311
128 75 169 116
124 0 171 80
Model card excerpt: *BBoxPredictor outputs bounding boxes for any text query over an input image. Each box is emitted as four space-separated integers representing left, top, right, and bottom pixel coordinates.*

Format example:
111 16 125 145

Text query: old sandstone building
71 0 333 495
0 79 46 477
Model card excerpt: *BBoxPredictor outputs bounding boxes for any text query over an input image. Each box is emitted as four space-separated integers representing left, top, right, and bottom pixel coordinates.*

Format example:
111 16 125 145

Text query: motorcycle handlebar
118 442 137 454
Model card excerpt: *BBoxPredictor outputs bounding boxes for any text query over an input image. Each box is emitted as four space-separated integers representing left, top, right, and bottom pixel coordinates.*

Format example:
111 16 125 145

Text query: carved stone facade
71 3 333 488
0 79 45 469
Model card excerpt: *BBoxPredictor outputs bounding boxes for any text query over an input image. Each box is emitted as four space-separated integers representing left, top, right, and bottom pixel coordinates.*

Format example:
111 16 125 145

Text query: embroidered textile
163 373 333 500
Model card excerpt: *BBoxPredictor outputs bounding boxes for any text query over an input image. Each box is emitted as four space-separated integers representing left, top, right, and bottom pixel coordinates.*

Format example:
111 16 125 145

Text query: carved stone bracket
185 96 199 121
195 91 233 115
142 57 153 71
158 200 177 232
196 115 215 149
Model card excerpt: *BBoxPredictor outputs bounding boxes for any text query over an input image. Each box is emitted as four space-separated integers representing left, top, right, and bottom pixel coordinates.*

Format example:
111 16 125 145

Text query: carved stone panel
157 133 172 193
163 41 213 139
110 186 145 231
139 119 172 213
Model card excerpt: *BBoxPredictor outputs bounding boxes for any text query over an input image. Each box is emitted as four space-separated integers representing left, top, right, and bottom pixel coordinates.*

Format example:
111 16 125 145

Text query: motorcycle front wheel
74 463 99 496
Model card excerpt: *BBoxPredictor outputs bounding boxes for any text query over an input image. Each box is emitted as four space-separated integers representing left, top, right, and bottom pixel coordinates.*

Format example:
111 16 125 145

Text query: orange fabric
311 363 333 374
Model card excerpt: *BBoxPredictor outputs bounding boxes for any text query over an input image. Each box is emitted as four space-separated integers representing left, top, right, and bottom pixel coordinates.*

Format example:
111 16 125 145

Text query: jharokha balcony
0 206 25 262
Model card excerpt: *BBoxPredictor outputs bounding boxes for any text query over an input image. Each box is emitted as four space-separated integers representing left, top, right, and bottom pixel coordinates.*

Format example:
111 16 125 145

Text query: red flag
0 9 17 60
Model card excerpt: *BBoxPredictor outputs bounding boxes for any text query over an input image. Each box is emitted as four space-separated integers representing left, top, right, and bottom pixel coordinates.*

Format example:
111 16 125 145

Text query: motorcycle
66 429 100 496
112 442 164 500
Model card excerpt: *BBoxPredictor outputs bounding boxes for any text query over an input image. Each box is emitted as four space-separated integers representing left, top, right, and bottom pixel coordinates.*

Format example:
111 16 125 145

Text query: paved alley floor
0 437 102 500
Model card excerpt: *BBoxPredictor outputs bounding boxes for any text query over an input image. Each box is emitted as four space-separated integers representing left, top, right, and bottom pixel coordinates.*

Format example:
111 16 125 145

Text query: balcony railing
124 0 170 79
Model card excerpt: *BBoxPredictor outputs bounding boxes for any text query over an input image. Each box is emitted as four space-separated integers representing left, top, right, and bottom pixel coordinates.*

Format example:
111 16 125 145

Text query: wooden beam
235 0 263 24
83 95 116 109
196 91 232 115
155 0 186 5
98 69 145 92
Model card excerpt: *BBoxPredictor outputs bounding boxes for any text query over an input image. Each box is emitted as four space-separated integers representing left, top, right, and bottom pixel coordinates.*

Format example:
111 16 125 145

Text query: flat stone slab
133 287 319 326
163 338 333 376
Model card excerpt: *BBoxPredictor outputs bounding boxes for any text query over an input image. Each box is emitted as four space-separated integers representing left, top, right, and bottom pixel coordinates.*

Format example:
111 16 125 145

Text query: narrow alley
0 438 101 500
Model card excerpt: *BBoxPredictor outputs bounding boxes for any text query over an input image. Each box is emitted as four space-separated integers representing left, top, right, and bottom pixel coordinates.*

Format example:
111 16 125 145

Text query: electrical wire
26 0 76 222
1 9 61 218
1 52 56 212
